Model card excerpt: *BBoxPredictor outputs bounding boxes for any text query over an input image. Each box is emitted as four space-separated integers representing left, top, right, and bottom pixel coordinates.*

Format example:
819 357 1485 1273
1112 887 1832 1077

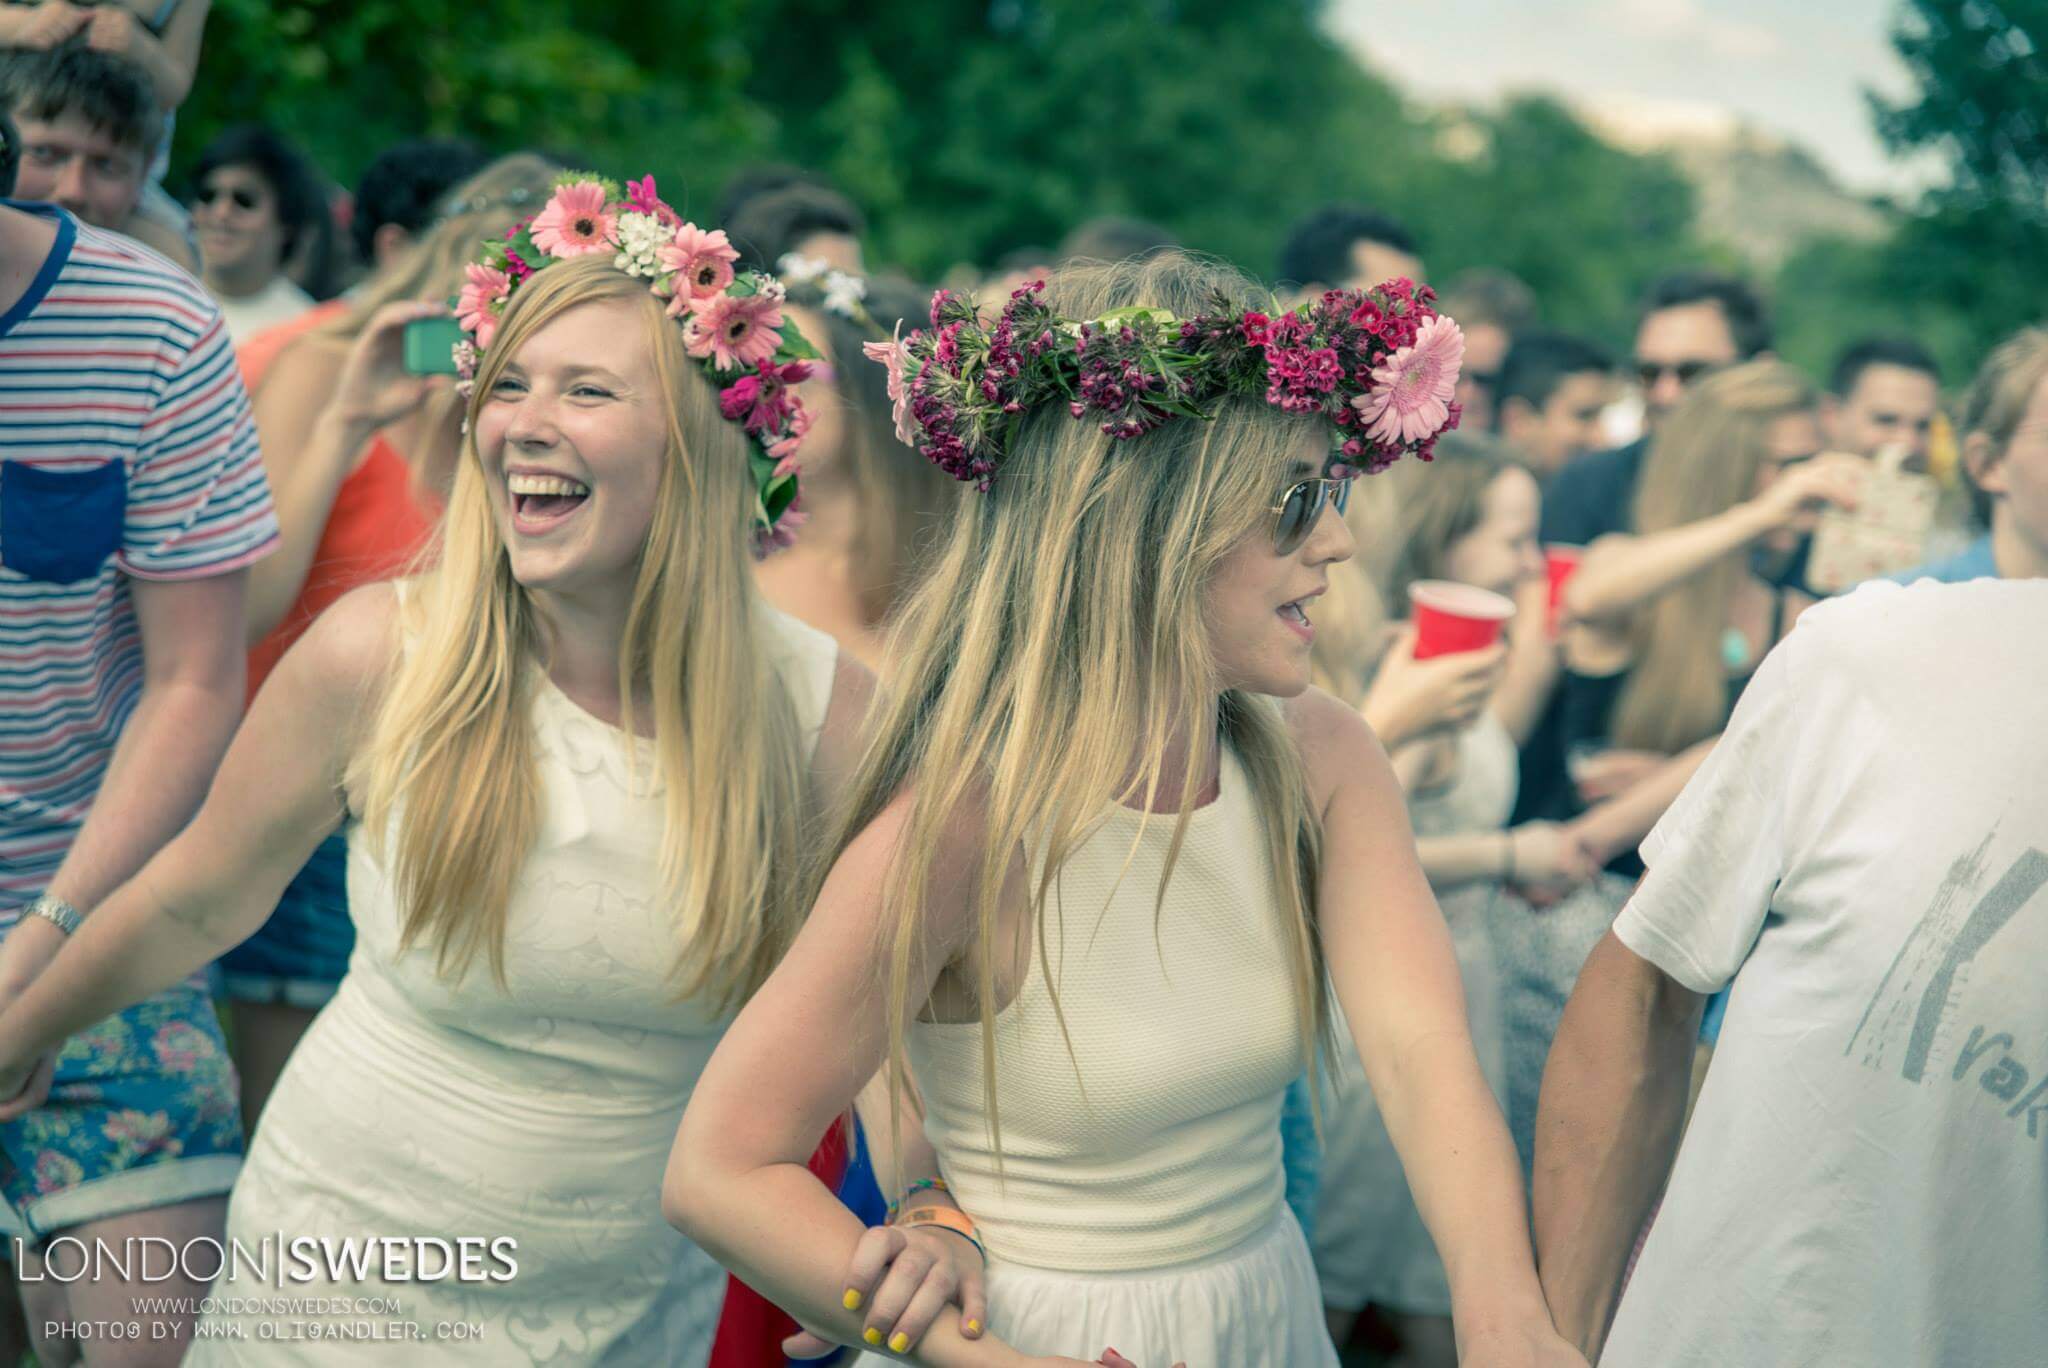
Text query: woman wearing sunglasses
188 124 322 341
665 255 1581 1368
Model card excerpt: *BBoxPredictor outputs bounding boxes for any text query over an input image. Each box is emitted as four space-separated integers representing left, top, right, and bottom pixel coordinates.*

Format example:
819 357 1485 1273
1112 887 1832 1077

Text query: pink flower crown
451 172 817 553
863 278 1464 491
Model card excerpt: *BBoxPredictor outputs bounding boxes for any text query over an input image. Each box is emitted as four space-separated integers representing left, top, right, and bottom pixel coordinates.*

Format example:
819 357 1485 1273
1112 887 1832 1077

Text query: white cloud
1605 0 1784 61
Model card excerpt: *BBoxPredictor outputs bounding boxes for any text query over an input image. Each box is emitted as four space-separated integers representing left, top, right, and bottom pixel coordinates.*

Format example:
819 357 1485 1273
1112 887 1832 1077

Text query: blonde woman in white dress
668 254 1586 1368
0 181 870 1365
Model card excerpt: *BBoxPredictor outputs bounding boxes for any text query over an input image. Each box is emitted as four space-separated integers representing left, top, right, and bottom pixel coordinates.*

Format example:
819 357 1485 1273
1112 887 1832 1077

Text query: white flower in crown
776 252 830 287
757 276 788 303
822 270 867 318
614 210 673 280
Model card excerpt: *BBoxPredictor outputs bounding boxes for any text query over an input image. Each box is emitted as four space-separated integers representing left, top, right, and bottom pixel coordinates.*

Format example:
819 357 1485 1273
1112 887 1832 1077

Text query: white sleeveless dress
860 745 1338 1367
190 606 839 1366
1312 712 1513 1315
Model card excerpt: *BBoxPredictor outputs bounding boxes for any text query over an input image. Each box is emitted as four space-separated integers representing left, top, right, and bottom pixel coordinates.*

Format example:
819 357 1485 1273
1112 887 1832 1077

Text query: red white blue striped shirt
0 202 278 908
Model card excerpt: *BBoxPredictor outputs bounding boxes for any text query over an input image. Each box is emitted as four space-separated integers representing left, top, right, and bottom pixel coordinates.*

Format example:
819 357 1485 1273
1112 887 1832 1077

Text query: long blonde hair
356 256 810 1007
819 253 1333 1173
1612 358 1816 753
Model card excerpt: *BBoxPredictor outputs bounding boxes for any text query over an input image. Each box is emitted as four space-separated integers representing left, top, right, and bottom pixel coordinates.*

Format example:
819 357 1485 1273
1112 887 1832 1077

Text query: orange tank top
238 298 349 391
245 434 441 700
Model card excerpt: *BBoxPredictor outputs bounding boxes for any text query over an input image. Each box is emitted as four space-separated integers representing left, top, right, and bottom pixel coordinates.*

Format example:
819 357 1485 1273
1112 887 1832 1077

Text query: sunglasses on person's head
1635 359 1718 388
194 183 261 211
1271 477 1350 556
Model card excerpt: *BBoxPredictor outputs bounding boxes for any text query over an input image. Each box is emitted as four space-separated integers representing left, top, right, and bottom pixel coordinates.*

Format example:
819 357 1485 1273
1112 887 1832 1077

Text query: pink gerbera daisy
684 292 784 371
1352 314 1465 447
862 325 920 447
659 223 741 315
529 181 617 259
455 262 510 351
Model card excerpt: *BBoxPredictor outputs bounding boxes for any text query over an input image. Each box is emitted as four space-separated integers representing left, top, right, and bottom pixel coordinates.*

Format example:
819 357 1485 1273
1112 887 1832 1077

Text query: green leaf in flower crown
776 328 821 362
761 470 798 525
1094 305 1180 330
552 171 621 203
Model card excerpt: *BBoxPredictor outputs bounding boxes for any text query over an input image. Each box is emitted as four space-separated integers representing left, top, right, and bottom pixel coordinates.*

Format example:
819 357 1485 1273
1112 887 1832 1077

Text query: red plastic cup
1544 544 1585 636
1409 579 1516 659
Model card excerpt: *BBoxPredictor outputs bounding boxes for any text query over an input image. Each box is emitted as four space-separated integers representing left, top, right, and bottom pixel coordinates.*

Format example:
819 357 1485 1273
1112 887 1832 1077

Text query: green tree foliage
175 0 2034 385
1873 0 2048 215
1778 0 2047 388
1402 96 1707 340
174 0 1703 331
178 0 777 214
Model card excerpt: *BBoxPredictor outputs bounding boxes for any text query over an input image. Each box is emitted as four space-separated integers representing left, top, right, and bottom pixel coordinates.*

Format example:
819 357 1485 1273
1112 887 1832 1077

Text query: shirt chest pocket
0 460 127 583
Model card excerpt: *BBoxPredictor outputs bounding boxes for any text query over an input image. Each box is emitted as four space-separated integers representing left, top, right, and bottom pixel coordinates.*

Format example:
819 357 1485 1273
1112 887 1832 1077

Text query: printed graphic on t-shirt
1846 833 2048 1137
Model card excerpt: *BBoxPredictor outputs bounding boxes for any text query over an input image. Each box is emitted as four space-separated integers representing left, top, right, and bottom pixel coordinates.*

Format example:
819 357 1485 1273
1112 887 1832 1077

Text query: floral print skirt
0 984 244 1244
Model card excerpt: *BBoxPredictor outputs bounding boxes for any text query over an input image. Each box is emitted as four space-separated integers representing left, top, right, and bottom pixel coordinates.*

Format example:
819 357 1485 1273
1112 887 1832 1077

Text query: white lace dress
189 608 838 1365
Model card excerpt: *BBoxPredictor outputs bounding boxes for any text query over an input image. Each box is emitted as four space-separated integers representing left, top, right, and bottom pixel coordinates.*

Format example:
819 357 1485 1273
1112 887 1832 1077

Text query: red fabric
706 1122 852 1368
244 433 440 701
237 300 442 703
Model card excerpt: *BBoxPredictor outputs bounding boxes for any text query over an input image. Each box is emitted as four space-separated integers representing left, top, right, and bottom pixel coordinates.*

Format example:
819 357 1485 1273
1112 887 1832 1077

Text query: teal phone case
401 317 465 375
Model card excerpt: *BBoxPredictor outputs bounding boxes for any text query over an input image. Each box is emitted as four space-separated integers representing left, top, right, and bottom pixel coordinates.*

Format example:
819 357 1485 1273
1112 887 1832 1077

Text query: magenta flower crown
451 172 818 553
863 278 1464 491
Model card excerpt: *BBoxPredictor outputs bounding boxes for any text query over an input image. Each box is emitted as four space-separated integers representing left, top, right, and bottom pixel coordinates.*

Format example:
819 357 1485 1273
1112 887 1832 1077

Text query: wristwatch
23 895 82 937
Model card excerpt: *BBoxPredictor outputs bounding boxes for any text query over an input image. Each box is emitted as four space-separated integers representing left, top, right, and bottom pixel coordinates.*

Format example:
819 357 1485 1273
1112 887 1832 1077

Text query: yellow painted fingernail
863 1327 883 1347
842 1288 863 1311
889 1332 911 1353
967 1319 981 1334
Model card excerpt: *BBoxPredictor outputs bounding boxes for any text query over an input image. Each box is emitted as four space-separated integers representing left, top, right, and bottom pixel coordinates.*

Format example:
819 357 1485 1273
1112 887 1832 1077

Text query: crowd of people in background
1 17 2044 1368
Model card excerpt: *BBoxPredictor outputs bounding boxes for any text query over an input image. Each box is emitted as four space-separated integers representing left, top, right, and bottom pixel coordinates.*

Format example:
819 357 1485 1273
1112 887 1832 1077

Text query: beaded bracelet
886 1176 948 1221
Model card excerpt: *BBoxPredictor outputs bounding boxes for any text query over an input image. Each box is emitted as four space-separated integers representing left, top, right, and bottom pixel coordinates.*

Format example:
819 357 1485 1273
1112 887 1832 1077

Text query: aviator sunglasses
1271 476 1350 556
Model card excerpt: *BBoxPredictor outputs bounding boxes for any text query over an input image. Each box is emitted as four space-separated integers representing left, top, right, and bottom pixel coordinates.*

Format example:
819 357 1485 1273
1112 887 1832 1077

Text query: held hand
794 1221 987 1359
1506 822 1598 892
1361 627 1508 749
84 4 142 56
1093 1350 1187 1368
326 302 451 438
1750 452 1864 532
0 916 67 1121
1459 1318 1591 1368
0 1052 54 1122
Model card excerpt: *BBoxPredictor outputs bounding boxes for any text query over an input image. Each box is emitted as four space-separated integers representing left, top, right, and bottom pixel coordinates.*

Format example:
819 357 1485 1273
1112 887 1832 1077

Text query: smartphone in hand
401 317 466 376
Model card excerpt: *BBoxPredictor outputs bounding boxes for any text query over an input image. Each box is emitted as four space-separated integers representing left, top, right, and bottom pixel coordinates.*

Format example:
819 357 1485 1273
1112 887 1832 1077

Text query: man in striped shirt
0 194 277 1361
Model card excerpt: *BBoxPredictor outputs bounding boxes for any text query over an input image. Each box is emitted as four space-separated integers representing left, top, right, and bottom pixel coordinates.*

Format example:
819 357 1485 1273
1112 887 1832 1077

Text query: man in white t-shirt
1530 577 2048 1367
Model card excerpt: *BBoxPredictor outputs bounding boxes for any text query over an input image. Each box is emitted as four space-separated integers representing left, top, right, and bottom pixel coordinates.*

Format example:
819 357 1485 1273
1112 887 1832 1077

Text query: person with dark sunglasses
1539 269 1770 553
1510 268 1772 840
1271 474 1351 555
188 123 323 341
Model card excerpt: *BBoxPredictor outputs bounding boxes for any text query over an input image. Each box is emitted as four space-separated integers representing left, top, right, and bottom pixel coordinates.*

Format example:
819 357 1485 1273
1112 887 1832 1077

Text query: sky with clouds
1325 0 1945 193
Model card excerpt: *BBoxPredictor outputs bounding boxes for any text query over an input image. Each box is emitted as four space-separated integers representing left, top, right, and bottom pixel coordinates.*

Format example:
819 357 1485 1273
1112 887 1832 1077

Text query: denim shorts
216 831 355 1008
0 985 243 1246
